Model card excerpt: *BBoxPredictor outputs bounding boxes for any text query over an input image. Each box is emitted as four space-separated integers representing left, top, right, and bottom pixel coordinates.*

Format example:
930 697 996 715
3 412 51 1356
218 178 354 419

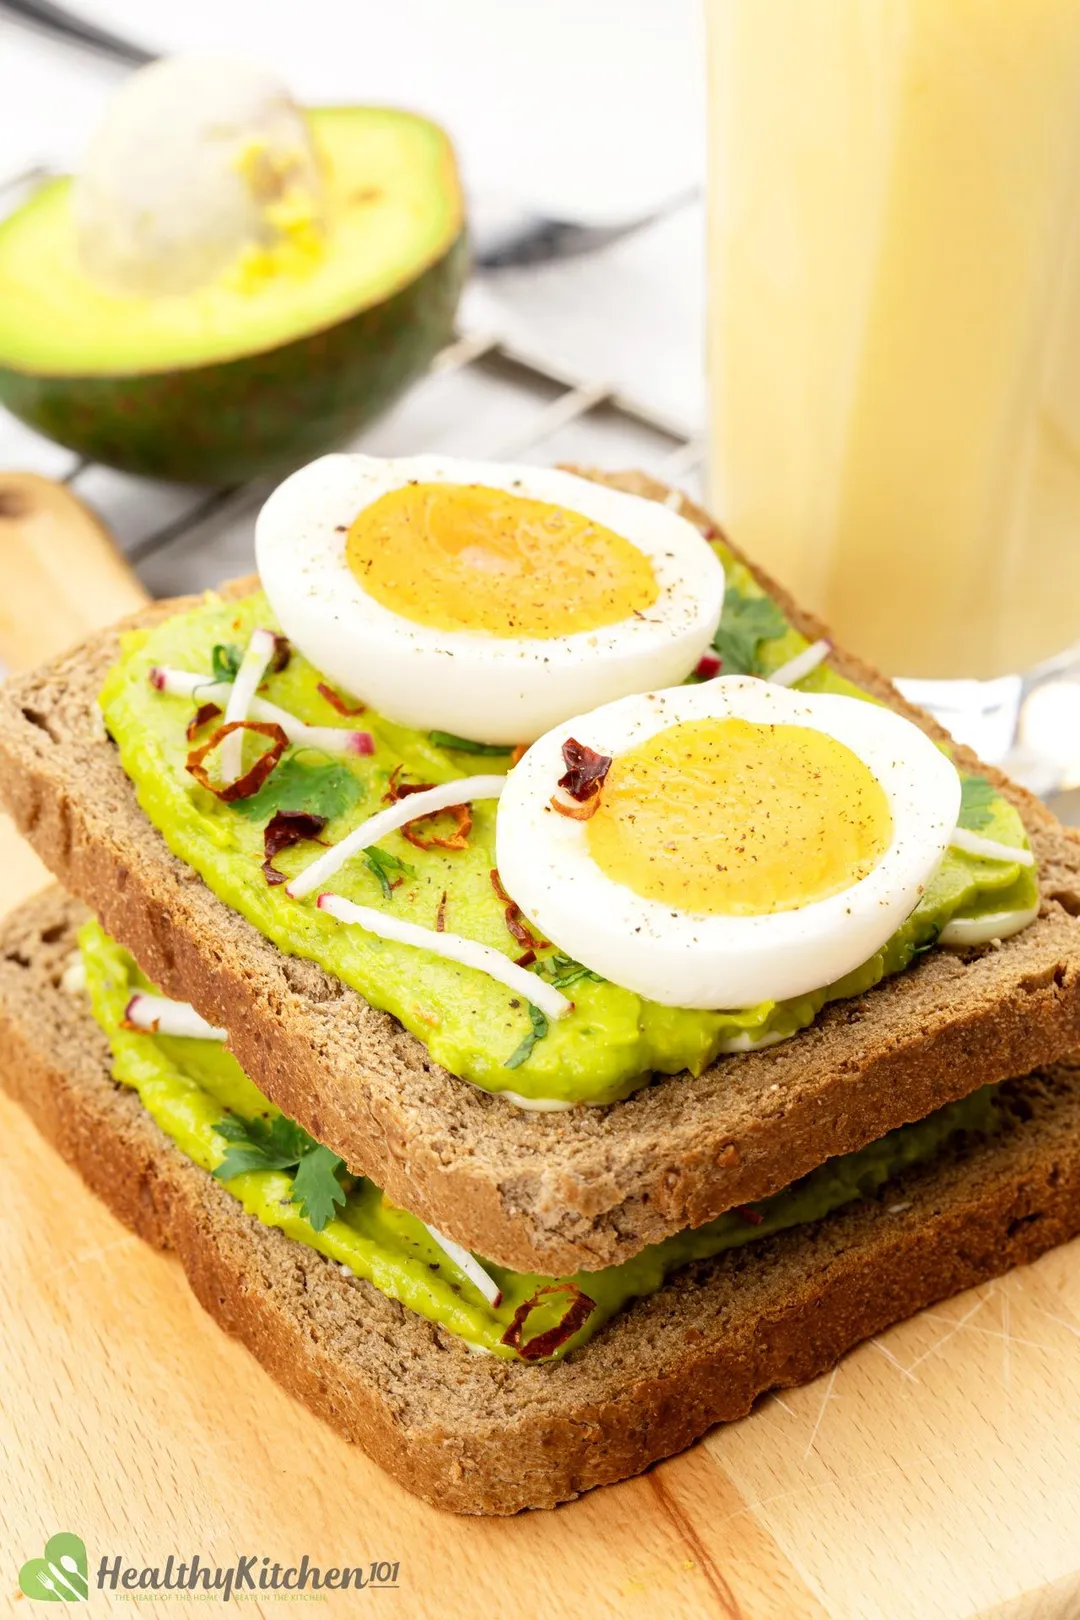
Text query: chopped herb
711 587 787 676
504 1002 548 1069
212 1113 345 1231
211 642 243 682
958 774 997 832
364 846 416 900
231 751 364 824
428 730 513 756
545 954 605 990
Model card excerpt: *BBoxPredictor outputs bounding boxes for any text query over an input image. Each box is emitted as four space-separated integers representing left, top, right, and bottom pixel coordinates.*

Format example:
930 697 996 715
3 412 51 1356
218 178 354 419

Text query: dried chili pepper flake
510 742 528 767
500 1284 597 1360
549 793 600 821
382 765 436 804
402 801 472 852
316 680 366 717
514 948 536 969
268 633 292 674
489 868 549 949
734 1204 764 1226
261 809 328 885
186 720 289 803
557 737 612 802
186 701 222 741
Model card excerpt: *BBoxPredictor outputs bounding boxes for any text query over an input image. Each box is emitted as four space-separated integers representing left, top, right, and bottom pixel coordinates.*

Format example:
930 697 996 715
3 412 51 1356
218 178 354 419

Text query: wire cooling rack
0 163 706 600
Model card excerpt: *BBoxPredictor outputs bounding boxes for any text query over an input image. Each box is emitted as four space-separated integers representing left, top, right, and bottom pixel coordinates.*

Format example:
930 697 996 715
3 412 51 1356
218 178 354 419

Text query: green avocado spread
82 920 1004 1362
98 538 1039 1106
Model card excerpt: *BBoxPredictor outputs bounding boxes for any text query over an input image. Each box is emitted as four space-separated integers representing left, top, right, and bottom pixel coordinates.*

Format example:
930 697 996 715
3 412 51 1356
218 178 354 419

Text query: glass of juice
706 0 1080 754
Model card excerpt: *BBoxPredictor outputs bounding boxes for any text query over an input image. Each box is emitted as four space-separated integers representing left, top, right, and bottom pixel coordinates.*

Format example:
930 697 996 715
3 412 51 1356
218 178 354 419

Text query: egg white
254 454 725 744
495 677 962 1009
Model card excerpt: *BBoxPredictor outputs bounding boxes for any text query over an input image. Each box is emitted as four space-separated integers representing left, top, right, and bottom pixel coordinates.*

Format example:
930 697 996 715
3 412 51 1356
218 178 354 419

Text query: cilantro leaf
428 730 512 757
958 774 997 832
541 953 605 990
364 846 416 900
711 587 788 676
212 1111 345 1232
291 1143 348 1229
504 1002 549 1069
211 642 243 682
231 751 364 824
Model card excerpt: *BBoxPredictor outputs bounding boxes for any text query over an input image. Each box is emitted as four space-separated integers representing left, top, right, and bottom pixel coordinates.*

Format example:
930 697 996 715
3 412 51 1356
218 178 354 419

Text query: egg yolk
345 482 659 637
586 717 892 916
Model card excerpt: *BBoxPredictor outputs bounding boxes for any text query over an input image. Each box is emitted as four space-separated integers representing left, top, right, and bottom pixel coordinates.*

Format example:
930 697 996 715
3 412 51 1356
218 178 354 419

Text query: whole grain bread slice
3 470 1080 1277
5 884 1080 1515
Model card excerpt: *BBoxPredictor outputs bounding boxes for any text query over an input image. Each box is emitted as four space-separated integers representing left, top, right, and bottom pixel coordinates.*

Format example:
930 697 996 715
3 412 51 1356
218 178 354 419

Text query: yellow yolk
586 717 892 916
345 482 659 638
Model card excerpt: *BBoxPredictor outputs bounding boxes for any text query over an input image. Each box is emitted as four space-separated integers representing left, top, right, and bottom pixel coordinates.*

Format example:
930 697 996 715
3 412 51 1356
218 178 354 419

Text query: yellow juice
707 0 1080 678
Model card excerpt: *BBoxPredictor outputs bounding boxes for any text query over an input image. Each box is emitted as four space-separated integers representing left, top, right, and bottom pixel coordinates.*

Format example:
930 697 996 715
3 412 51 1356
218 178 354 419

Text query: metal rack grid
1 163 707 595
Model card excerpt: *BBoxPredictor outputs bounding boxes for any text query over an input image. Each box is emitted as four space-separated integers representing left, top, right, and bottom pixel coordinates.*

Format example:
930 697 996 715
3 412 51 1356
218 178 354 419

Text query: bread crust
4 886 1080 1515
3 470 1080 1275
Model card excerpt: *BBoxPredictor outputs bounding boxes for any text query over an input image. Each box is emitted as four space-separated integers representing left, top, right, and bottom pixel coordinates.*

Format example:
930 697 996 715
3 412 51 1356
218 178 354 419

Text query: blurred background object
0 0 708 582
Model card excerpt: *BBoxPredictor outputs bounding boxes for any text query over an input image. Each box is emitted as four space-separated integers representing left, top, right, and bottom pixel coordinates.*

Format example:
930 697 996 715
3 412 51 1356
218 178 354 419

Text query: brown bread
2 471 1080 1274
4 885 1080 1515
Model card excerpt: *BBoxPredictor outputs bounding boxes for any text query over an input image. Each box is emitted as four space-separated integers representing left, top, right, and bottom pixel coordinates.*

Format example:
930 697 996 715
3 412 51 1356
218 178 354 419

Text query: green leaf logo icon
18 1533 88 1602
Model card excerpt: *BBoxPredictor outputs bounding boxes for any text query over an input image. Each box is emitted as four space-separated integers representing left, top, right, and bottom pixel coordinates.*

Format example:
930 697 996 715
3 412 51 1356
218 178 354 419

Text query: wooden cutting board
1 482 1079 1620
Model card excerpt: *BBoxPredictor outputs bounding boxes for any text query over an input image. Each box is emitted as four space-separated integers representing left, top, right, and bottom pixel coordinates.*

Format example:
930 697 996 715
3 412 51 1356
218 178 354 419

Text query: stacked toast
3 465 1080 1514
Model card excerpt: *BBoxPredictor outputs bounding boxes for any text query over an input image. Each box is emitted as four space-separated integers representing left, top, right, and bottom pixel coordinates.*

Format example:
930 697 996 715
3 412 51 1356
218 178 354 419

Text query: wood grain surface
1 491 1079 1620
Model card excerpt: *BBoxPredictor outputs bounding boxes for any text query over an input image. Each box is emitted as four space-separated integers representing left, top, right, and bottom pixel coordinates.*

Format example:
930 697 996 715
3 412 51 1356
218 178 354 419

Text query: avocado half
0 107 467 483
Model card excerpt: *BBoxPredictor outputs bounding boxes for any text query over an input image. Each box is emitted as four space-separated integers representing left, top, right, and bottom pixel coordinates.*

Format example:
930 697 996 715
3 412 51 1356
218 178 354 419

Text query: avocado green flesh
98 537 1039 1105
0 108 466 482
81 920 1005 1363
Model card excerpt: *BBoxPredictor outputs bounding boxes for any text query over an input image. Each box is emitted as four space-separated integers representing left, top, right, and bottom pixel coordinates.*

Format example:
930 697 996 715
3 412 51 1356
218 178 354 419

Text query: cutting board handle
0 471 148 672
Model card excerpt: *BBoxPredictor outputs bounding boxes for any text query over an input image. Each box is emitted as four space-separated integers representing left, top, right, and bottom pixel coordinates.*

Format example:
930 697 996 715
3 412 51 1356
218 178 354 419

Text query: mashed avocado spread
82 920 1003 1362
98 539 1039 1105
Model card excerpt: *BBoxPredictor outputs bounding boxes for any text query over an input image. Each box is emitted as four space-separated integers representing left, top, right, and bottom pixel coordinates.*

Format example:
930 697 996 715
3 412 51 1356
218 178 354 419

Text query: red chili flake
382 765 436 804
435 890 448 932
185 720 288 802
402 801 472 852
557 737 612 803
186 701 222 741
120 1016 160 1034
316 680 366 717
500 1284 596 1361
514 948 536 969
490 868 548 950
261 809 328 885
695 651 722 679
734 1204 764 1226
510 742 528 767
268 634 291 674
549 793 600 821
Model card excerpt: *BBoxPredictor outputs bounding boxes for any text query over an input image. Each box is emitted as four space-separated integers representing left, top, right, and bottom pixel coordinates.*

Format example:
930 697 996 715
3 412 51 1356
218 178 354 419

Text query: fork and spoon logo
18 1532 88 1602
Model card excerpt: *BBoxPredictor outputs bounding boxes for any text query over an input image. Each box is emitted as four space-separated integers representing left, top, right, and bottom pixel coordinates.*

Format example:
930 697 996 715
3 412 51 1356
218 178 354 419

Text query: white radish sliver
316 892 572 1021
938 902 1040 947
424 1224 502 1306
220 628 278 780
288 776 507 899
124 992 228 1041
769 639 831 688
949 827 1035 868
149 668 372 755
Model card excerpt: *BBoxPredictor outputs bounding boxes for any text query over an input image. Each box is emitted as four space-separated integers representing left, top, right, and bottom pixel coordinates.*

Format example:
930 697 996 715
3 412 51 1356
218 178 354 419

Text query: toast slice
4 884 1080 1514
3 471 1080 1277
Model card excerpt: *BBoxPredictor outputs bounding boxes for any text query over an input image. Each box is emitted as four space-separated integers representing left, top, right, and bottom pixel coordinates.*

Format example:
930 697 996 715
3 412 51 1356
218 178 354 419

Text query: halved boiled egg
254 454 725 743
495 677 961 1009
